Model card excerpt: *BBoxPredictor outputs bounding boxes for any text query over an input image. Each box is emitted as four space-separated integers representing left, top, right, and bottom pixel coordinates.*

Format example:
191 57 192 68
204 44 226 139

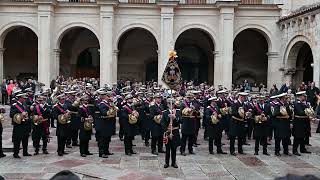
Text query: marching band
0 79 319 170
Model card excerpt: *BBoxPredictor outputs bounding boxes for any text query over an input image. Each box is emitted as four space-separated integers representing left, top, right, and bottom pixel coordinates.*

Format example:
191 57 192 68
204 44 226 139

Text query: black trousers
80 139 89 155
1 93 7 105
275 137 289 153
180 134 194 153
57 136 67 153
0 127 3 154
209 136 222 153
203 127 208 140
50 117 55 127
98 136 111 155
293 137 306 153
67 129 79 145
14 135 29 155
254 136 267 153
124 136 133 153
247 120 254 140
144 130 151 144
119 125 124 139
151 136 163 152
33 136 48 152
304 136 310 145
165 140 176 165
229 136 244 153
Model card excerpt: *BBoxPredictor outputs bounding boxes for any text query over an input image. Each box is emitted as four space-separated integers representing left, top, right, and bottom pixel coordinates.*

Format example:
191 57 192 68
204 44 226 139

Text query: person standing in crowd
7 80 15 105
205 96 227 155
10 92 32 158
1 79 8 105
0 107 5 158
161 99 180 168
253 95 270 156
272 93 292 156
192 91 202 147
150 93 165 155
306 82 320 109
270 84 279 97
78 95 93 157
292 91 312 156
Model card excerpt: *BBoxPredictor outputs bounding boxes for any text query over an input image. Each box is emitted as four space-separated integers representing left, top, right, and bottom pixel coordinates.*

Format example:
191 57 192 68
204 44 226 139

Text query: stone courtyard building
0 0 319 89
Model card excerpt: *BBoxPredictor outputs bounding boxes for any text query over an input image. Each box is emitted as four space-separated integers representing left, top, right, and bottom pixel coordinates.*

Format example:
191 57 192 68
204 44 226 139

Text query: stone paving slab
0 106 320 179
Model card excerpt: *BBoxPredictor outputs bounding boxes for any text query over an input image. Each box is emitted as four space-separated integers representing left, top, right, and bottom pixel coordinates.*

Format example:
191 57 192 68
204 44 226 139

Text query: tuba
280 106 288 116
128 110 139 125
154 115 162 124
305 107 315 118
238 107 245 119
13 111 28 124
182 107 193 117
211 113 219 124
83 116 94 131
107 106 117 118
58 112 71 125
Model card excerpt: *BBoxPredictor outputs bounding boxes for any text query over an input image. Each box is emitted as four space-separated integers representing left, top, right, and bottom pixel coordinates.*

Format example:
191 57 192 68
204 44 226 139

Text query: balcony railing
4 0 34 2
58 0 96 2
241 0 283 5
179 0 216 5
119 0 155 3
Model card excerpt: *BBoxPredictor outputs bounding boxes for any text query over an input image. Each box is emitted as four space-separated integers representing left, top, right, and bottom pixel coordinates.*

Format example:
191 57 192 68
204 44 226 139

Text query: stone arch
55 22 100 49
115 23 160 51
174 24 218 51
0 21 38 48
234 24 273 52
283 35 314 68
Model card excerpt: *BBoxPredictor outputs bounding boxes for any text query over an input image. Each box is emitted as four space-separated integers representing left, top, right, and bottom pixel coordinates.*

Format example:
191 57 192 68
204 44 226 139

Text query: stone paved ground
1 105 320 180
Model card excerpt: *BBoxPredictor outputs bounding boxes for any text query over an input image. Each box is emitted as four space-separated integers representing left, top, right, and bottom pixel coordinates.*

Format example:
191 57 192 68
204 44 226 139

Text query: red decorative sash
209 106 218 114
255 103 263 114
56 104 65 114
35 105 42 116
124 105 133 114
15 104 25 113
82 106 89 117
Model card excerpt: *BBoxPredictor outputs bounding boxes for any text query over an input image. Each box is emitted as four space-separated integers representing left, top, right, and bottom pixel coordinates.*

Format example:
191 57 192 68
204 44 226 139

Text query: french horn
83 116 94 131
305 107 315 118
280 106 288 116
58 113 71 125
33 115 46 125
238 107 245 119
255 114 267 124
154 115 162 124
128 110 139 125
182 107 193 117
211 114 219 124
106 107 117 118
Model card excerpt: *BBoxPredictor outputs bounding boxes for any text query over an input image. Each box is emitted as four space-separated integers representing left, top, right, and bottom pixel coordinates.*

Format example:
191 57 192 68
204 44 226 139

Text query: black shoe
230 152 236 156
145 142 149 147
63 152 68 155
0 154 6 158
132 144 136 147
120 137 124 141
34 152 39 156
66 145 72 148
158 150 165 153
23 153 32 157
189 151 195 155
306 144 312 147
195 143 200 145
51 126 56 128
13 154 21 158
152 151 158 155
164 164 169 168
181 152 186 156
301 150 311 154
217 151 227 154
172 164 178 168
43 150 49 154
267 142 271 145
263 152 270 156
275 152 281 156
284 152 292 156
58 152 63 156
193 144 198 147
106 152 114 155
293 152 301 156
209 151 214 155
86 152 93 155
81 154 87 157
130 151 137 154
254 152 258 155
244 143 250 146
101 154 108 158
125 152 132 156
72 143 79 147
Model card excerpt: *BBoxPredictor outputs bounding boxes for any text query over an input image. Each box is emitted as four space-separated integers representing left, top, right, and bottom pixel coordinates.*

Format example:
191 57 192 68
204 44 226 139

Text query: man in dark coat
78 95 93 157
150 93 165 155
292 91 311 156
119 94 138 156
252 96 270 156
204 96 227 155
96 91 116 158
0 107 5 158
142 94 152 147
306 82 320 109
10 92 32 158
272 93 292 156
65 91 80 147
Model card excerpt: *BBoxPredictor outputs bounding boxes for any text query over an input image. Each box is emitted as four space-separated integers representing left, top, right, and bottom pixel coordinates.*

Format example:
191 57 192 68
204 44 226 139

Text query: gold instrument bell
182 107 193 117
84 117 94 131
154 115 162 124
238 107 245 119
128 110 139 125
255 114 267 124
211 114 219 124
107 107 117 118
58 113 70 125
280 106 288 116
0 113 4 123
33 115 43 125
305 107 315 118
13 113 23 124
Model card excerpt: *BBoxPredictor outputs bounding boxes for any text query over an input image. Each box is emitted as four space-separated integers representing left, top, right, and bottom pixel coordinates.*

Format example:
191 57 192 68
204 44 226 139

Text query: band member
65 91 80 147
229 92 250 156
78 95 93 157
52 94 70 156
10 92 32 158
180 92 196 156
142 93 152 147
205 97 227 155
31 95 50 155
119 94 138 156
0 107 5 158
96 91 116 158
192 91 202 147
216 90 231 136
253 96 270 155
272 93 292 156
161 99 180 168
292 91 311 156
150 93 165 155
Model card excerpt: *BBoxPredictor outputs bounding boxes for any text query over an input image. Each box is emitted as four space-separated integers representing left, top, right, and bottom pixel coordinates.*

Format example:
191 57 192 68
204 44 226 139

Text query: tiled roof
278 2 320 22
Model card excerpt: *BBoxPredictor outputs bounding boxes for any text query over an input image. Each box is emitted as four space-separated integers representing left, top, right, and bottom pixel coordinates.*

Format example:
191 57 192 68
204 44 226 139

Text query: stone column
207 51 215 85
53 49 61 79
312 48 320 87
0 48 4 82
158 1 178 83
97 0 117 86
213 51 221 87
216 2 238 90
112 50 119 83
267 52 281 88
35 0 56 87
